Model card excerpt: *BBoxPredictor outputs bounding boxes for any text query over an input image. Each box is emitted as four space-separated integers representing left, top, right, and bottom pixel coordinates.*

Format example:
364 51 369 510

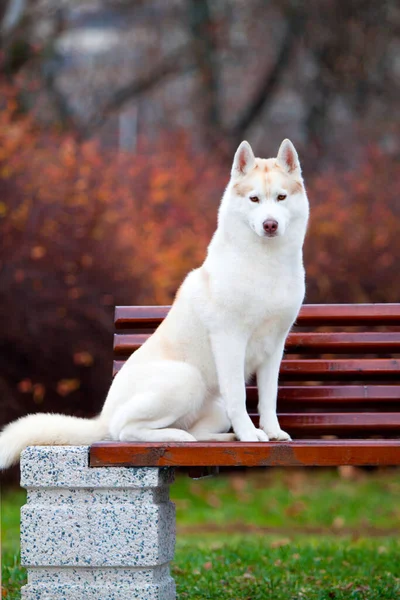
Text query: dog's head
222 140 309 242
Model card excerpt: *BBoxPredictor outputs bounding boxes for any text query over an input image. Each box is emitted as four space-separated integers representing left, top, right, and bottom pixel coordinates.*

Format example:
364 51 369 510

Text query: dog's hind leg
119 420 197 443
119 397 234 442
109 361 206 443
189 398 236 441
111 391 198 442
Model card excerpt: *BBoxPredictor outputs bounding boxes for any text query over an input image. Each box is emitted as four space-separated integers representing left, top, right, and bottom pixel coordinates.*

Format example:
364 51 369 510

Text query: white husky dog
0 139 309 469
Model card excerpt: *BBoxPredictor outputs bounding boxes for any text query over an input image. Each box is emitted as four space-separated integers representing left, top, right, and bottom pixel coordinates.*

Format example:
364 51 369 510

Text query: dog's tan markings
273 160 286 175
271 160 303 195
233 182 253 198
264 173 272 189
289 180 303 195
260 158 275 171
283 175 303 196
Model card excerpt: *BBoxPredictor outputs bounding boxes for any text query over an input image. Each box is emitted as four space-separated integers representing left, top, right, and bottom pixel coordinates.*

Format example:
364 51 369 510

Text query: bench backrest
113 304 400 439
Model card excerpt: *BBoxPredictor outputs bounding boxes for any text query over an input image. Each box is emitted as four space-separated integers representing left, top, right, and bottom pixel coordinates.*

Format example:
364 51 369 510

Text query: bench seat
94 302 400 471
90 439 400 468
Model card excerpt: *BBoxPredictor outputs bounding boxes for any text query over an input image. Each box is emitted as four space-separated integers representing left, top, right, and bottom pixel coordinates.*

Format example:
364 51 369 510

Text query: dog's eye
249 196 259 203
277 194 287 201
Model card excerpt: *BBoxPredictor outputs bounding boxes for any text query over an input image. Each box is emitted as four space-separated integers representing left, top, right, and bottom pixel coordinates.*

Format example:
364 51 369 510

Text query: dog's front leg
257 339 291 441
211 331 268 442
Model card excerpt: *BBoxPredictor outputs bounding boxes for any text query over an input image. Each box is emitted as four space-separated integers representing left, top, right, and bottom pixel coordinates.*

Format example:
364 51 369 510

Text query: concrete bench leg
20 446 176 599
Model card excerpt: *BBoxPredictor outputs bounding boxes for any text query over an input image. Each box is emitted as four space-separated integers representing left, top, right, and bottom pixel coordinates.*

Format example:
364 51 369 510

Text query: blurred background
0 0 399 454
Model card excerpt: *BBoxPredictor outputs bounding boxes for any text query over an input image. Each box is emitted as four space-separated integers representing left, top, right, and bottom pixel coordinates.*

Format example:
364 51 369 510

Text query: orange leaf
57 379 80 396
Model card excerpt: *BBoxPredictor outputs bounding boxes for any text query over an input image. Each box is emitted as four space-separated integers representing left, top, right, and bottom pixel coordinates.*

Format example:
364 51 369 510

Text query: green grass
2 489 25 554
2 469 400 599
174 536 400 599
173 467 400 532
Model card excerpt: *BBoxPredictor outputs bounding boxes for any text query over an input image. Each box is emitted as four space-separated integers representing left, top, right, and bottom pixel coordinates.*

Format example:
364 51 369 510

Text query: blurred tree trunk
231 0 304 147
188 0 221 140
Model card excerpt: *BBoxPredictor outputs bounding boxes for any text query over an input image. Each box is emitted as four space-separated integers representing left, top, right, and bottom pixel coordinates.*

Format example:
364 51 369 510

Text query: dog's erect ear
277 139 301 174
231 141 256 177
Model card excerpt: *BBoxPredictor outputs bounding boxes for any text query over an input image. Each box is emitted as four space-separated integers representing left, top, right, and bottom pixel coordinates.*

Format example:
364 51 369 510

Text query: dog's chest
244 269 304 371
203 247 305 371
229 259 304 326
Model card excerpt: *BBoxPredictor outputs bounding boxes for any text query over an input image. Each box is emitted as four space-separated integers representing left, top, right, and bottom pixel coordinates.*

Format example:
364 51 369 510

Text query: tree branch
42 66 78 131
188 0 220 130
231 3 303 144
80 46 196 140
1 0 27 37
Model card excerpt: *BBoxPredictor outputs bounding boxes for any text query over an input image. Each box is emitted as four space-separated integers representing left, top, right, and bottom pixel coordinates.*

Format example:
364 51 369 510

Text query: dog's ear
277 139 301 174
231 141 256 177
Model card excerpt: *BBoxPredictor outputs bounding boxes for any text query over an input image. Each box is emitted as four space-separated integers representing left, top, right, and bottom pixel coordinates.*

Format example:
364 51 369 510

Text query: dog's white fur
0 139 309 468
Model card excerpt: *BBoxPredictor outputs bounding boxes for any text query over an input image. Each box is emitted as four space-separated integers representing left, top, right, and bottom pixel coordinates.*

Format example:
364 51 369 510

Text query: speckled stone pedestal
20 446 176 599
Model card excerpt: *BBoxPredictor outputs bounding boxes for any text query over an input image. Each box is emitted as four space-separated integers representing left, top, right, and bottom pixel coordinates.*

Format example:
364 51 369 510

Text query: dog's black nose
263 219 278 234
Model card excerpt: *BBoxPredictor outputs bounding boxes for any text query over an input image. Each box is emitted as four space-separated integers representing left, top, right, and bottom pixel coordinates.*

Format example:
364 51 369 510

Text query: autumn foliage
0 84 224 431
305 148 400 303
0 82 399 434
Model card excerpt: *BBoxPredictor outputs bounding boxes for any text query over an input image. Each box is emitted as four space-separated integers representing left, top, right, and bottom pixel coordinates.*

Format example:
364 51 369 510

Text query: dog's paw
236 429 258 442
237 427 269 442
255 428 269 442
263 427 291 441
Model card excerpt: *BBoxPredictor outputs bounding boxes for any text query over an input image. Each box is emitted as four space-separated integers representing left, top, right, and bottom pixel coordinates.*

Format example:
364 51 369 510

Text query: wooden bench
91 303 400 469
20 303 400 600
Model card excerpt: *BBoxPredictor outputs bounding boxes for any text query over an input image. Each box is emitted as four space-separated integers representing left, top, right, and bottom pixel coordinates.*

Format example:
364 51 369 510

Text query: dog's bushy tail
0 413 108 469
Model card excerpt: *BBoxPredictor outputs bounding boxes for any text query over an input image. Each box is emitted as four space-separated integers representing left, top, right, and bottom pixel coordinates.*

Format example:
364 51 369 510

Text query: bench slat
113 332 400 356
286 332 400 353
280 358 400 380
90 440 400 468
255 385 400 403
113 358 400 379
250 412 400 435
115 304 400 329
298 304 400 326
244 385 400 411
